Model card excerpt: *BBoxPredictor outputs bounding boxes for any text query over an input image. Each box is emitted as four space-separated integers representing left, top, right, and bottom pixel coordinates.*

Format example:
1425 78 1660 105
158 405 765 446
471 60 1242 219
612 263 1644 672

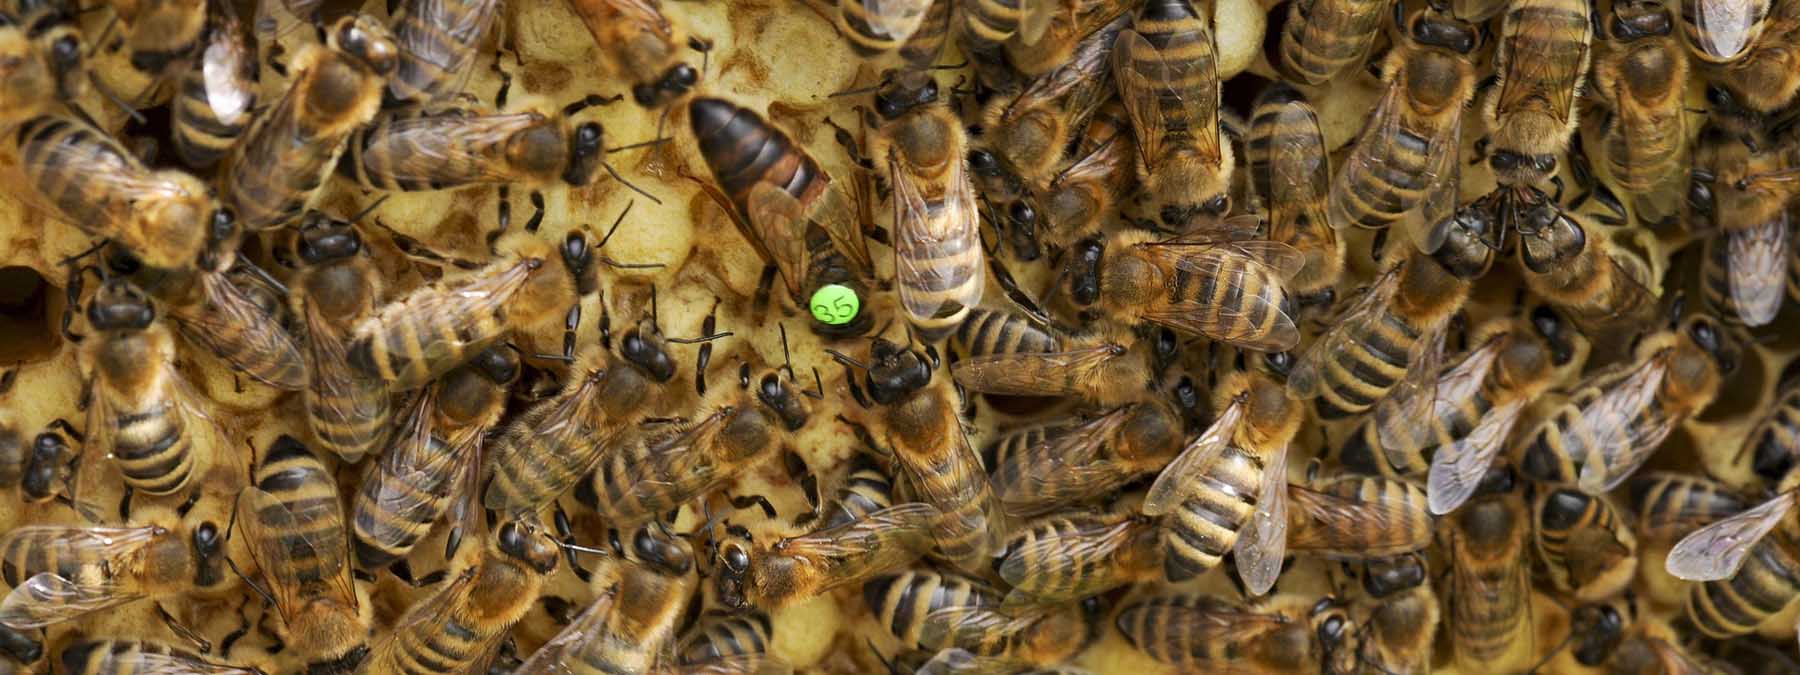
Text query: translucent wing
1264 101 1332 238
354 111 548 185
892 151 983 325
1110 20 1221 167
0 524 164 567
672 653 795 675
397 0 501 98
1666 490 1795 581
73 383 116 524
127 650 261 674
1688 0 1767 61
389 566 479 636
594 409 734 524
1495 0 1591 127
174 270 306 390
1572 358 1671 493
1110 31 1157 167
200 16 256 126
607 0 676 36
746 182 818 301
780 502 939 566
1289 265 1401 399
1234 445 1289 596
918 605 1038 651
1143 399 1243 516
993 409 1130 515
1373 322 1448 457
850 0 932 40
305 299 391 462
518 588 615 675
0 572 139 629
1402 112 1462 255
1325 82 1403 231
236 485 352 620
808 183 875 279
1429 399 1526 515
998 514 1139 597
1724 213 1789 327
1396 335 1502 477
1289 480 1434 555
482 372 610 516
1134 242 1301 351
1005 6 1118 124
368 388 473 533
950 343 1130 398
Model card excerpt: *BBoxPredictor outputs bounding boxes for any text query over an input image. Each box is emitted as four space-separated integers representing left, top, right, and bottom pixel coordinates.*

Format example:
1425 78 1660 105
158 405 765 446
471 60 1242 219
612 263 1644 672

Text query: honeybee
524 523 695 673
221 14 396 231
1036 99 1136 252
1142 365 1301 586
676 611 786 672
913 601 1094 670
714 502 939 611
1289 245 1472 422
365 521 561 674
1275 0 1385 86
864 73 984 342
1354 555 1437 675
52 638 267 674
865 569 1002 650
1708 0 1800 113
0 24 60 128
982 400 1184 517
1681 0 1770 62
995 510 1161 602
351 345 516 570
1604 609 1723 674
0 0 84 117
837 0 934 57
0 518 228 630
383 0 499 105
566 0 707 107
1246 83 1341 305
834 339 1007 573
1065 228 1302 352
1115 594 1355 673
1628 472 1749 540
1283 475 1434 560
1520 316 1735 494
1113 0 1232 231
1327 7 1478 249
898 0 953 66
1479 0 1592 193
21 424 78 506
1340 314 1568 514
1535 488 1639 601
287 213 392 463
949 309 1178 406
10 113 216 271
576 365 813 527
688 97 875 338
958 0 1056 52
234 435 368 673
1445 472 1532 671
1522 217 1659 327
1585 0 1691 229
109 0 207 75
978 12 1125 191
1691 124 1794 327
169 0 257 169
1740 377 1800 486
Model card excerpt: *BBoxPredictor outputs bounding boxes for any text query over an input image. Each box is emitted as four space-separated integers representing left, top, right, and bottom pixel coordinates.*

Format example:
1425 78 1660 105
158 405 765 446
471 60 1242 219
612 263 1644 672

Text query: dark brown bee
1690 124 1795 327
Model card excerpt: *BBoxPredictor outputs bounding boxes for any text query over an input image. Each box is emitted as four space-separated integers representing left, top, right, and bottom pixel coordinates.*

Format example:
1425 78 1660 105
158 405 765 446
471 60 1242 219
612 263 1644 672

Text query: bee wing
173 271 305 390
401 0 501 97
370 389 473 529
354 112 546 185
918 605 1040 651
1373 321 1448 458
914 647 1014 675
1572 358 1672 493
606 409 735 517
200 13 257 126
1008 10 1117 122
1397 336 1501 480
126 650 260 674
994 410 1130 514
518 587 616 674
1688 0 1766 60
1143 399 1244 516
236 485 354 620
305 301 391 459
1290 480 1434 556
1724 212 1789 327
746 181 818 300
1290 265 1402 399
997 515 1139 594
851 0 933 41
1234 445 1289 597
1134 243 1300 351
1113 24 1220 167
950 343 1128 398
1428 398 1526 515
892 151 983 324
1667 490 1795 581
1496 5 1590 129
73 385 116 523
0 571 140 629
1326 83 1403 231
1267 106 1332 235
390 566 480 634
607 0 676 34
810 183 876 279
787 502 940 560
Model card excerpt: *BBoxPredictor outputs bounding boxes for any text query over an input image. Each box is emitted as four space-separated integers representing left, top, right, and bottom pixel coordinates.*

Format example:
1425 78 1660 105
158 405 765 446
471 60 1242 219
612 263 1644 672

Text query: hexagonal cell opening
0 266 61 365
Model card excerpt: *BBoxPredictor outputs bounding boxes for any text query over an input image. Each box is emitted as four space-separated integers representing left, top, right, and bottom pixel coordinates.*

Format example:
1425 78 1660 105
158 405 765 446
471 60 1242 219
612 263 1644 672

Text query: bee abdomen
959 0 1022 45
1278 0 1386 85
172 75 251 168
1161 448 1263 581
1686 533 1800 637
688 97 826 213
678 613 775 664
864 570 1000 648
108 399 193 495
951 309 1058 360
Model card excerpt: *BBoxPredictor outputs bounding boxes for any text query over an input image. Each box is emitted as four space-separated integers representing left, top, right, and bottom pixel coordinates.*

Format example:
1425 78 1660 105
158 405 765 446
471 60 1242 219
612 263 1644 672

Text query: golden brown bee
52 638 268 674
1522 217 1659 327
897 0 953 66
576 365 812 527
1691 124 1795 327
566 0 706 107
714 501 937 611
834 338 1007 573
234 435 368 673
169 0 258 169
977 13 1124 191
290 213 392 464
912 601 1094 670
1739 377 1800 486
1289 245 1473 422
1535 487 1639 601
958 0 1056 53
1143 366 1301 584
1327 8 1478 248
108 0 207 75
688 96 875 338
866 72 984 342
1113 0 1232 231
1445 471 1532 671
1353 555 1437 675
0 518 228 630
483 316 681 521
1001 0 1133 77
675 611 785 672
365 521 560 674
10 112 218 271
1 0 84 114
808 454 898 529
1708 0 1800 113
1585 0 1691 228
995 510 1161 602
1337 313 1569 514
982 400 1184 517
221 14 396 231
1479 0 1592 191
1246 83 1340 304
1066 228 1302 352
1681 0 1771 62
1115 594 1355 673
949 308 1178 407
383 0 499 106
1628 472 1750 541
1520 316 1735 493
1036 99 1136 252
1604 610 1723 674
351 345 516 570
1275 0 1386 86
864 569 1002 650
522 523 694 673
1284 475 1434 560
837 0 934 58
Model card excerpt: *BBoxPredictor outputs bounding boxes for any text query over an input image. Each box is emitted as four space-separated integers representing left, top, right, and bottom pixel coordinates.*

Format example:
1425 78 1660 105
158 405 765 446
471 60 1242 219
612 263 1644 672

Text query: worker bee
977 12 1125 191
1036 99 1136 252
1113 0 1232 232
865 569 1001 650
714 501 938 611
1065 229 1302 352
1666 463 1800 633
221 14 396 231
1603 609 1724 674
1523 212 1660 327
234 435 368 673
109 0 208 76
833 339 1007 573
21 424 78 506
1628 472 1750 540
566 0 708 107
1681 0 1770 62
1535 487 1639 601
1246 83 1341 305
0 0 84 119
351 345 516 570
1707 0 1800 113
800 454 899 530
168 0 257 169
1520 315 1735 494
1143 366 1301 586
1740 377 1800 486
958 0 1057 53
982 400 1184 517
365 521 560 674
1354 555 1438 674
864 72 984 342
836 0 933 57
995 510 1162 603
52 638 268 674
10 113 217 271
1275 0 1386 86
1585 0 1691 229
897 0 953 66
1691 124 1794 327
1446 471 1532 671
1283 475 1434 561
1327 7 1478 250
1289 245 1472 422
522 523 694 673
289 212 393 464
911 600 1094 670
0 518 228 630
383 0 499 106
688 97 875 338
1116 594 1355 673
1479 0 1592 193
676 611 785 672
949 308 1179 407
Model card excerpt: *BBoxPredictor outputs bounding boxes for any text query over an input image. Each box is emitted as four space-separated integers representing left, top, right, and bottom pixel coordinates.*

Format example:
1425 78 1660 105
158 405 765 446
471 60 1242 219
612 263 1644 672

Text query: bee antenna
562 93 620 117
605 136 669 154
598 201 635 249
805 367 825 400
650 285 659 327
557 540 612 557
346 195 391 223
825 348 868 371
600 161 664 205
667 331 734 344
779 323 796 381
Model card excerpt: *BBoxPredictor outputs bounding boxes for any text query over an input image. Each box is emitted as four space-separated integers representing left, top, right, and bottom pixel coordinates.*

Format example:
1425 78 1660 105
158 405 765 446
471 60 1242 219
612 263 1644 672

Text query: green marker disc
809 284 860 325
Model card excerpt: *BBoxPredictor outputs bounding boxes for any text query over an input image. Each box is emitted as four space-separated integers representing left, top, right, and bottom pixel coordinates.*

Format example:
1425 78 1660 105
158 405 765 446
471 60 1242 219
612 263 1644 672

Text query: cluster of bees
0 0 1798 666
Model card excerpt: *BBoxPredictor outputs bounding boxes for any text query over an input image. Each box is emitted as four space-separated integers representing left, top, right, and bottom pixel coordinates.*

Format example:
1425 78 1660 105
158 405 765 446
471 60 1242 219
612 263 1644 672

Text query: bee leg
117 485 133 522
986 255 1050 324
695 299 719 395
491 50 514 109
495 185 513 239
156 602 211 654
45 418 81 443
728 493 778 519
783 449 821 526
219 595 252 658
374 218 484 270
552 503 594 583
540 595 579 626
751 264 778 326
525 191 546 233
175 489 199 518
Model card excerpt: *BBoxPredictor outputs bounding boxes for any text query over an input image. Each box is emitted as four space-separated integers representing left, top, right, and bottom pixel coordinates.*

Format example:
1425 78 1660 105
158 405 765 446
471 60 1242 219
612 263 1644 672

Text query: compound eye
724 545 750 574
194 523 222 555
632 84 658 106
1203 195 1229 214
671 64 698 87
968 149 998 174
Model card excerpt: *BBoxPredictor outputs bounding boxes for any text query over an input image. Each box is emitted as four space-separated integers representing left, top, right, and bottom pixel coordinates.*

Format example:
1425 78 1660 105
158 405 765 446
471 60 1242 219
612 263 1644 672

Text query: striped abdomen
1599 44 1686 192
1162 444 1268 581
1158 249 1293 351
1746 385 1800 481
1340 386 1497 477
58 639 257 675
1279 0 1386 85
890 395 1006 572
0 530 96 588
1701 220 1789 327
252 438 349 590
345 263 534 391
1628 472 1747 534
1125 0 1215 141
898 0 952 66
821 458 894 529
1450 497 1528 664
370 561 539 674
104 394 193 495
225 55 377 230
958 0 1021 47
385 0 499 105
1003 513 1158 599
350 433 459 570
1495 0 1591 122
982 422 1065 484
863 570 1000 649
1686 530 1800 637
14 115 146 234
677 612 776 665
837 0 924 56
1533 488 1621 572
951 308 1058 360
689 97 828 220
171 65 255 168
340 109 544 191
484 365 650 518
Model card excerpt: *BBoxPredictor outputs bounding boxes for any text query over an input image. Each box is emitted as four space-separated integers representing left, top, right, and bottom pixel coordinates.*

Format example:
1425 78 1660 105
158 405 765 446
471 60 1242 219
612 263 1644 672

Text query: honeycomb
0 0 1797 672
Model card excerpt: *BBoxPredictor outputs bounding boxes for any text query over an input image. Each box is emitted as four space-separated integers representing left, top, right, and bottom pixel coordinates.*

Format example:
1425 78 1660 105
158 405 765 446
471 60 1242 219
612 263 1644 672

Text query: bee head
1067 237 1106 306
622 319 678 383
1409 10 1478 54
714 528 755 610
1429 204 1497 279
561 231 599 295
562 122 605 187
296 212 363 265
471 345 522 386
197 207 241 272
87 280 155 331
1683 315 1738 374
874 71 938 120
331 14 397 75
866 339 931 404
756 372 811 431
1571 602 1628 665
1609 0 1672 40
1158 195 1229 231
626 523 694 576
192 521 226 588
1360 554 1426 598
496 521 561 575
1309 598 1353 662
